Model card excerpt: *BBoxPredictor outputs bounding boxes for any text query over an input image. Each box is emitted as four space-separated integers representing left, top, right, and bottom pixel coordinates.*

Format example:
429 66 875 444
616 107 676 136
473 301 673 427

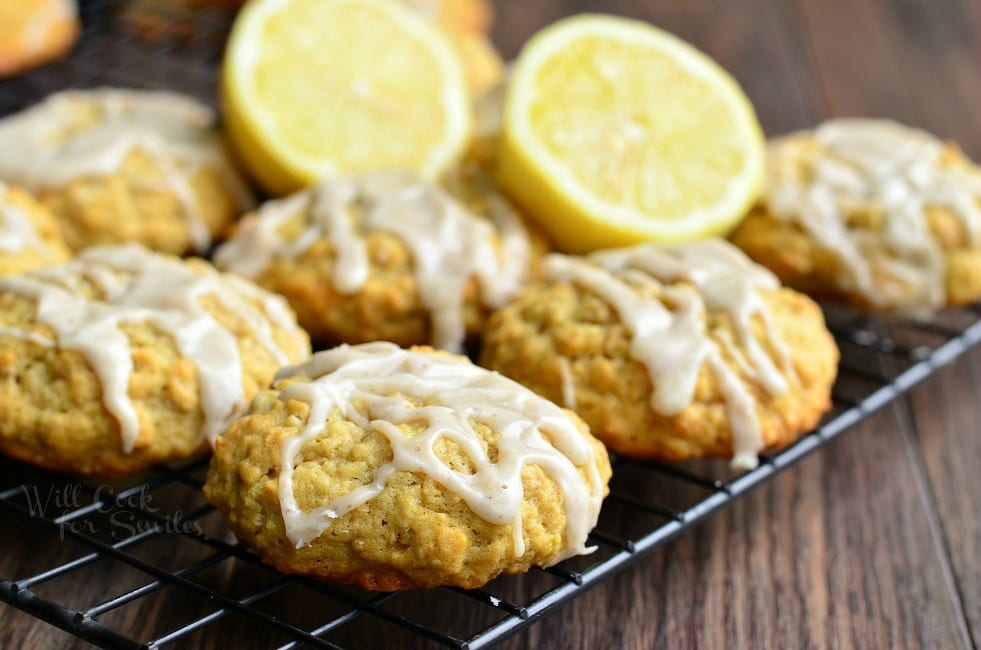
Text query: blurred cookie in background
731 119 981 318
0 0 79 78
0 88 254 255
402 0 503 94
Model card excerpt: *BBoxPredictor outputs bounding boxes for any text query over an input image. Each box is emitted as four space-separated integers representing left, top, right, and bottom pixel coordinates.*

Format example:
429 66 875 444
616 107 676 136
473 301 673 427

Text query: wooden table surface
2 1 980 648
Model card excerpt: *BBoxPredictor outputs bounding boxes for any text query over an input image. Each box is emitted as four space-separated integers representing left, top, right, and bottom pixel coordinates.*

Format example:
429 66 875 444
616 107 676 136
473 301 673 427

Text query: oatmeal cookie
0 244 310 476
730 119 981 318
214 170 544 352
204 342 611 590
481 240 839 469
0 89 254 255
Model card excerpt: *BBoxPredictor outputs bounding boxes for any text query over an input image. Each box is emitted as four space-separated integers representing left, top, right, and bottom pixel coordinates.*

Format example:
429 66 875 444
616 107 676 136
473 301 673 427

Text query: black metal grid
2 3 981 648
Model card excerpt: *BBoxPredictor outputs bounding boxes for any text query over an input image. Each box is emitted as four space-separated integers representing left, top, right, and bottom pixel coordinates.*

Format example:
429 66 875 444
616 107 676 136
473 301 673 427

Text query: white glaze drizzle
0 244 309 452
0 89 254 252
765 119 981 317
274 342 606 562
214 171 530 352
544 240 794 470
0 182 52 257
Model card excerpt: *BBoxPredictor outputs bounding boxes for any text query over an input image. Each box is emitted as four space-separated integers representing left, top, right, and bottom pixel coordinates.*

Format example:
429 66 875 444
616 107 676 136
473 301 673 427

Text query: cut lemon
222 0 472 195
498 14 765 253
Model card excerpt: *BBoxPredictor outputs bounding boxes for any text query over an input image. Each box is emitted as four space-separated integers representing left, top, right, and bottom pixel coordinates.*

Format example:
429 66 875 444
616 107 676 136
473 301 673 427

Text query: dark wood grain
905 352 981 644
1 1 980 648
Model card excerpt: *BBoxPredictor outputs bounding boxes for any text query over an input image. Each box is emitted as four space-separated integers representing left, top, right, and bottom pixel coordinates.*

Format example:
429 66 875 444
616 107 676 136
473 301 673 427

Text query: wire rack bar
0 580 142 650
272 593 401 650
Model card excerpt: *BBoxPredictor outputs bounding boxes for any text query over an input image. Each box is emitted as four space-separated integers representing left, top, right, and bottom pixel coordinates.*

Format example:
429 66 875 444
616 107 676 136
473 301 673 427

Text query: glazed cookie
0 244 310 476
480 240 839 470
0 0 79 78
204 342 611 590
0 182 72 276
214 171 540 352
730 119 981 318
0 89 255 255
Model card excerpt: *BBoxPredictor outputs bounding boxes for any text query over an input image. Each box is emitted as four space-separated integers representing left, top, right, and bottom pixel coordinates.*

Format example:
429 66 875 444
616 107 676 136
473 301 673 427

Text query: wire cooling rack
3 2 981 648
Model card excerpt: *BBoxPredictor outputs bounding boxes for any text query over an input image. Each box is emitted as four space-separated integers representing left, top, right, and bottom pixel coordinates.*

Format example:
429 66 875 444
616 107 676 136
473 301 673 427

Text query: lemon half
223 0 472 195
498 14 765 252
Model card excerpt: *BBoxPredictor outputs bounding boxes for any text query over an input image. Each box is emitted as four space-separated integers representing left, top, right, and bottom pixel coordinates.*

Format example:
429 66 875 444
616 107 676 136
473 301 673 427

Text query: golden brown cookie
480 240 839 469
0 89 255 255
0 0 79 78
204 342 611 590
0 244 310 476
0 183 72 276
214 170 544 352
730 119 981 318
